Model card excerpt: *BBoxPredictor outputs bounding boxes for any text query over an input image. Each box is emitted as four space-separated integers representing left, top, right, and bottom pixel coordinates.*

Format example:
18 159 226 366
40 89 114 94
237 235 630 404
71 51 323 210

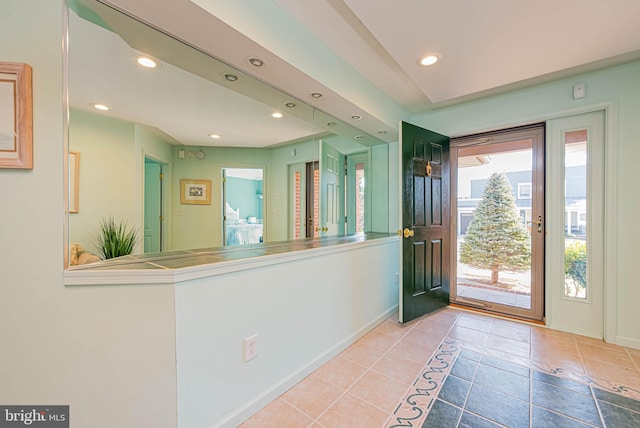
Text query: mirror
67 0 390 265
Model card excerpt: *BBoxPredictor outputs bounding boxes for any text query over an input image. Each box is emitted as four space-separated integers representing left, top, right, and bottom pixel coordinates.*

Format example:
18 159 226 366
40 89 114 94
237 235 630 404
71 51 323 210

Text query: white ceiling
85 0 640 145
275 0 640 111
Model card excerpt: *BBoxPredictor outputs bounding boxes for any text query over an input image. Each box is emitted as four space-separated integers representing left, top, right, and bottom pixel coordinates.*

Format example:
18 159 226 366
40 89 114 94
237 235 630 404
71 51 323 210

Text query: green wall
412 59 640 347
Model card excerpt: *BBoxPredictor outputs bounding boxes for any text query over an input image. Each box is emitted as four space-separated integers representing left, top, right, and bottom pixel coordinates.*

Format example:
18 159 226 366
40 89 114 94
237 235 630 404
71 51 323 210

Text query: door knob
403 228 414 238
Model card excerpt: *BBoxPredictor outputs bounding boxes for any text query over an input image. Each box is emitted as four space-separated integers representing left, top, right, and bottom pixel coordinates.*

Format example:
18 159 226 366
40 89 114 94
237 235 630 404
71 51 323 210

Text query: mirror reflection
67 0 390 266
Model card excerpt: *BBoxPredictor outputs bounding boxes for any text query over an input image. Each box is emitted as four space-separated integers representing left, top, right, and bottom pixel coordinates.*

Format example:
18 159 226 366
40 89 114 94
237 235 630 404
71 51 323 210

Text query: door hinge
159 215 164 222
159 173 164 180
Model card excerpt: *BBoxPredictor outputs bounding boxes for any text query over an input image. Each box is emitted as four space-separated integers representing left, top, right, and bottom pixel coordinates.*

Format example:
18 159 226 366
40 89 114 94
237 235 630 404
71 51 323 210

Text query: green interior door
144 158 163 253
400 122 451 323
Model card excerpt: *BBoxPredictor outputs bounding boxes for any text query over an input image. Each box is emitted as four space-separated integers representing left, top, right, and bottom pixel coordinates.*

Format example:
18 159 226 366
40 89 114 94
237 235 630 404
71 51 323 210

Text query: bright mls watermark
0 406 68 427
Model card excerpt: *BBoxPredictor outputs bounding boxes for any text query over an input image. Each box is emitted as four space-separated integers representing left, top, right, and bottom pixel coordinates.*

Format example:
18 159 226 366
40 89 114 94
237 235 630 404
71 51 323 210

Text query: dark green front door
400 122 451 323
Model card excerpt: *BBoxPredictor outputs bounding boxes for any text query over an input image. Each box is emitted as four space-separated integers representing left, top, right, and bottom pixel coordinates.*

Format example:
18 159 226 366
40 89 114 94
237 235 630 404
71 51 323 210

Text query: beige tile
531 347 585 374
281 373 345 419
318 392 389 428
372 352 424 385
485 334 530 358
425 308 462 326
349 370 410 413
490 322 531 343
357 330 402 350
457 315 493 332
389 337 436 365
578 342 636 369
531 336 580 355
626 347 640 357
583 358 640 389
375 316 414 338
448 325 488 346
314 356 368 390
403 327 446 349
339 340 388 367
531 326 578 343
630 353 640 370
575 335 625 350
413 318 454 338
239 398 313 428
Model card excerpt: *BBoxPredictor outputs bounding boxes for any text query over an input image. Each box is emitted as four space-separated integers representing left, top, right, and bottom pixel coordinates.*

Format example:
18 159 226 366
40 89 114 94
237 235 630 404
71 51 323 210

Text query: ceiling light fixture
91 103 109 111
272 112 283 119
326 122 336 126
136 56 158 69
351 115 362 120
310 92 322 99
248 57 264 67
224 73 238 82
378 130 388 134
208 134 221 139
419 53 441 66
285 102 296 108
355 135 365 140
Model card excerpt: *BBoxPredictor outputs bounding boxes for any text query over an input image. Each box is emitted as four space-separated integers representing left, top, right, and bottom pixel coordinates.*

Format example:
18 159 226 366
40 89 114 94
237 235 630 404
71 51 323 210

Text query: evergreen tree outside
459 171 531 285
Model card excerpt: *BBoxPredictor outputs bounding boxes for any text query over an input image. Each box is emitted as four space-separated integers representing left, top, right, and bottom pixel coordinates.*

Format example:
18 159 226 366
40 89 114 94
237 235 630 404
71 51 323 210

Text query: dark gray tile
474 363 529 401
422 399 461 428
460 349 482 362
459 411 502 428
481 355 530 377
532 370 591 395
439 375 471 407
466 384 529 428
598 400 640 428
450 356 478 382
532 406 596 428
593 387 640 413
532 380 602 426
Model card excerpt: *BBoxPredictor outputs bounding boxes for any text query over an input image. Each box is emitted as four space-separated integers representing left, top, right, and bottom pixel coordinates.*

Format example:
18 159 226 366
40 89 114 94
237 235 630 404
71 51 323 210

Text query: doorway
222 167 264 246
450 125 545 321
289 161 319 239
144 157 165 253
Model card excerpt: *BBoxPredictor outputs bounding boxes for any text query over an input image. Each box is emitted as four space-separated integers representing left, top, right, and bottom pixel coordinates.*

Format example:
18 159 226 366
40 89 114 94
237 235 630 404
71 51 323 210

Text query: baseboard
211 304 399 428
615 335 640 351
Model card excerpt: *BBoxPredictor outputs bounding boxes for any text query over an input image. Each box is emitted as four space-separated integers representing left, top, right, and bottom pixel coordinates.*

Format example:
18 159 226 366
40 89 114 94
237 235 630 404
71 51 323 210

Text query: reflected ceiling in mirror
66 0 390 267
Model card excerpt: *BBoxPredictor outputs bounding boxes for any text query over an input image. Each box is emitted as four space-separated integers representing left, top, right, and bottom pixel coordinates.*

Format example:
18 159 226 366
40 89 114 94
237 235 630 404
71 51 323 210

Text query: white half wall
174 238 400 427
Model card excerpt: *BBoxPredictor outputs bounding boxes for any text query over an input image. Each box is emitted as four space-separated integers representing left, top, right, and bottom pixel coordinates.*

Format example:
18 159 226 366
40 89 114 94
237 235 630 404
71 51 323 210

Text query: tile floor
240 308 640 427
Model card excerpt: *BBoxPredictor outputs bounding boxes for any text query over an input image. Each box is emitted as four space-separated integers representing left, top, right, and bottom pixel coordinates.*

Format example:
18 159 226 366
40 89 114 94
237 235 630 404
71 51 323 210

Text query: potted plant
95 217 138 260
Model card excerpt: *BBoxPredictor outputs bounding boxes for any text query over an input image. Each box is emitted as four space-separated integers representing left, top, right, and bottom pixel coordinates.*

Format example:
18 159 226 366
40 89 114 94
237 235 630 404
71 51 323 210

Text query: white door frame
546 111 605 339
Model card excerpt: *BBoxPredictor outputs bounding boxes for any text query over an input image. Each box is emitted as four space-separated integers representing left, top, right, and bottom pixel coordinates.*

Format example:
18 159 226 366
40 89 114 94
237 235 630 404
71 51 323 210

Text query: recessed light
351 115 362 120
326 122 336 126
285 102 296 108
136 56 158 69
272 112 283 119
248 57 264 67
355 135 365 139
378 130 388 134
208 134 221 139
310 92 323 98
224 73 238 82
419 53 441 66
91 103 109 111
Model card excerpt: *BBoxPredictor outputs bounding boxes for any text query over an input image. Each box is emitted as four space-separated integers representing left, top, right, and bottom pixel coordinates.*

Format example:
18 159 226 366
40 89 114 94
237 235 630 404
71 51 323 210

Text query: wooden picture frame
180 179 212 205
69 151 80 213
0 62 33 169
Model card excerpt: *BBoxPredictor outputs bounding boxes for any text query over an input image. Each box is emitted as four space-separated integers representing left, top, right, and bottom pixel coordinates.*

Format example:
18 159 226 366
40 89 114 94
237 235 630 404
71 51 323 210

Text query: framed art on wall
0 62 32 169
180 179 212 205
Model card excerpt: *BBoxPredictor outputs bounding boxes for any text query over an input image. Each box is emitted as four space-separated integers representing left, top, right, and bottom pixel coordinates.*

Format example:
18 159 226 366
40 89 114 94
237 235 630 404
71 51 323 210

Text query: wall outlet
243 335 258 362
573 83 586 99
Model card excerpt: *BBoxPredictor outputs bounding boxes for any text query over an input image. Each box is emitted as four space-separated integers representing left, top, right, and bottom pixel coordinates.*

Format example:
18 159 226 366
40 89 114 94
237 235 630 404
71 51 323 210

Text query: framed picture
0 62 33 169
69 151 80 213
180 179 212 205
